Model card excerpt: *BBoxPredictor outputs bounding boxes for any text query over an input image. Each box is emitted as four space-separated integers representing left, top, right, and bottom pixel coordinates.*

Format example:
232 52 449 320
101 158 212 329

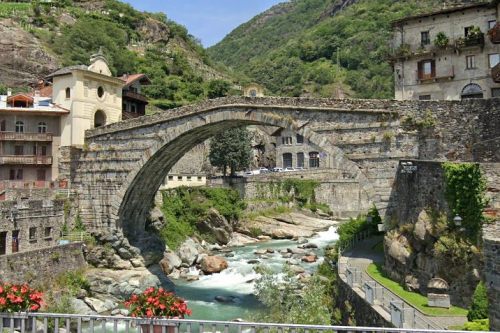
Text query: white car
284 167 295 172
272 167 283 172
259 167 269 173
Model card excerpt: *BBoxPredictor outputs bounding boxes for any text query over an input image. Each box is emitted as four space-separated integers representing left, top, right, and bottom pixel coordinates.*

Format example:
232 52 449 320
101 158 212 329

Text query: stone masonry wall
0 243 87 285
483 222 500 331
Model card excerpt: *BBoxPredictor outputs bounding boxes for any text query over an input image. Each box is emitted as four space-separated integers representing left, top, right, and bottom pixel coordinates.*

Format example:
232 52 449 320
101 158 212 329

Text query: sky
123 0 286 47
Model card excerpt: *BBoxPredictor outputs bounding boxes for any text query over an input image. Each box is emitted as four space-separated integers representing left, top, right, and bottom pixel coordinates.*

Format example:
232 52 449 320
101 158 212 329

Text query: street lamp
453 215 464 232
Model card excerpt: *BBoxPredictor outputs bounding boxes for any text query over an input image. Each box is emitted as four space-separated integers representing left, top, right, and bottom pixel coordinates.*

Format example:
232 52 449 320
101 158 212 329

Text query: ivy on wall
442 162 488 238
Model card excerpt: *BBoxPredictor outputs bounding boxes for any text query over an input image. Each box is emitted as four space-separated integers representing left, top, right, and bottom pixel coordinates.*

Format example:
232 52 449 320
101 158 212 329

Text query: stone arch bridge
64 97 498 239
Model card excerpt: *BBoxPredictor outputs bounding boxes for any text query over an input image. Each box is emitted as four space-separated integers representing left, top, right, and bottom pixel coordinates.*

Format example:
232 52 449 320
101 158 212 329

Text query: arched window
309 152 320 168
461 83 483 99
15 121 24 133
297 152 305 168
38 122 47 133
283 153 293 168
94 110 106 128
65 87 71 99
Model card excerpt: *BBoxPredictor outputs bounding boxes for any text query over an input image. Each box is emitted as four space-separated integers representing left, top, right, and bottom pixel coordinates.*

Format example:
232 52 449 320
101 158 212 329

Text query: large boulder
413 210 432 242
200 256 228 274
386 234 411 266
197 209 233 245
176 238 200 265
159 252 182 275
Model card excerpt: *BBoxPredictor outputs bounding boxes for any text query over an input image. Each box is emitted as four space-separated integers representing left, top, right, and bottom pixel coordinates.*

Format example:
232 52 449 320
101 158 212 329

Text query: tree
206 79 231 99
209 127 252 176
468 281 489 321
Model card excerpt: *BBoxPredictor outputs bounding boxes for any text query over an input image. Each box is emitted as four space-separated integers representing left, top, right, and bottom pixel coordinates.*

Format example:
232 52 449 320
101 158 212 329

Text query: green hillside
0 0 235 109
209 0 444 99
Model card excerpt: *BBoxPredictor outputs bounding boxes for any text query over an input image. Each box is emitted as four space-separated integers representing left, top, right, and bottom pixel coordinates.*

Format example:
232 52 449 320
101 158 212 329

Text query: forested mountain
0 0 234 109
209 0 447 99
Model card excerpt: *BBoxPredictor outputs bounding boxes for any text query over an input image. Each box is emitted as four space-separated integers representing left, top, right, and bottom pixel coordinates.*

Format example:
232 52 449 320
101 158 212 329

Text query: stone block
427 293 450 308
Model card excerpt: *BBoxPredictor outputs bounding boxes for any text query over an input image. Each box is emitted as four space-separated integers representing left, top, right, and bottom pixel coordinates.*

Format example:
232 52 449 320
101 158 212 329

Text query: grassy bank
366 263 468 316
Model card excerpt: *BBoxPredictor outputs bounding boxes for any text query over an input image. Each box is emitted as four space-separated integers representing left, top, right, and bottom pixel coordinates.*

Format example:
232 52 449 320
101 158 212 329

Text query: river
172 226 339 321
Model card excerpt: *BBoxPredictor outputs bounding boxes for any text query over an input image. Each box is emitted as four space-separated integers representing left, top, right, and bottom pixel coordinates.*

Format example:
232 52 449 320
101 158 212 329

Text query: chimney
7 89 12 97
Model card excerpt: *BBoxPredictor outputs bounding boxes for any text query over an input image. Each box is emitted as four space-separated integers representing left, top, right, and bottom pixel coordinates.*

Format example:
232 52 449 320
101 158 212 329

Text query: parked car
284 167 296 172
259 167 269 173
272 167 283 172
295 167 305 171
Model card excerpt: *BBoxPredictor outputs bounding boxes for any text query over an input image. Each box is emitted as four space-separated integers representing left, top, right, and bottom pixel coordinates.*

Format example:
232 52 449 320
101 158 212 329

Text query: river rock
247 259 260 264
296 237 308 244
290 248 306 255
266 248 275 254
186 275 200 282
289 265 305 274
160 252 182 275
281 253 292 258
228 233 258 247
197 208 233 245
254 249 267 255
177 238 200 265
301 255 317 263
83 297 114 314
168 269 181 280
130 258 145 268
71 298 97 315
214 296 239 303
257 235 272 241
196 253 208 264
200 256 228 274
303 243 318 249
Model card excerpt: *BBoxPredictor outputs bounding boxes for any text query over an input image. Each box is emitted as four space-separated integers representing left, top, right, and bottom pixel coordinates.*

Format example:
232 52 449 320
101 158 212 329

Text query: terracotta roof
28 85 53 98
120 73 151 87
7 93 34 103
392 1 493 26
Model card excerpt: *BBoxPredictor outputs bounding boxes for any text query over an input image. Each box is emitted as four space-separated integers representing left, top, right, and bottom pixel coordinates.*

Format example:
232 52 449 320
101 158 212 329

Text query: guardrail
0 313 486 333
337 229 372 256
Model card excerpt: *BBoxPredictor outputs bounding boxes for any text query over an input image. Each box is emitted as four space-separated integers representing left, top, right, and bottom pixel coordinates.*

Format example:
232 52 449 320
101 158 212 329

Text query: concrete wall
0 243 87 285
393 3 500 100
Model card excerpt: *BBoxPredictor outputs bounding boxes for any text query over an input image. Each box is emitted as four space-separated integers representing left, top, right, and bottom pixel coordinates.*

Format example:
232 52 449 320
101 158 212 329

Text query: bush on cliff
160 187 246 249
336 205 380 249
467 281 489 321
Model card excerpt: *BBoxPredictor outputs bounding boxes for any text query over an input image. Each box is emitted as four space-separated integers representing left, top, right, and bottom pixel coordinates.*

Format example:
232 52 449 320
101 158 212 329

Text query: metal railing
0 313 488 333
337 229 372 256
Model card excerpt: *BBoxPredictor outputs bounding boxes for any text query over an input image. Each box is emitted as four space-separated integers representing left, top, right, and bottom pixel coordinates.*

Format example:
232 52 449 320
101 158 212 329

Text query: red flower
124 287 192 318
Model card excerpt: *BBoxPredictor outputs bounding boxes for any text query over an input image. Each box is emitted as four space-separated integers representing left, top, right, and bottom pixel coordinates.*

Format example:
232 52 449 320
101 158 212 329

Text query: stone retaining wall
484 222 500 331
0 243 87 285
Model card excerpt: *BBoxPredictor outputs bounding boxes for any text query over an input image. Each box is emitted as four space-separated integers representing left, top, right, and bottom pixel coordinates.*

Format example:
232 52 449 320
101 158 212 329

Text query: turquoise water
170 227 339 321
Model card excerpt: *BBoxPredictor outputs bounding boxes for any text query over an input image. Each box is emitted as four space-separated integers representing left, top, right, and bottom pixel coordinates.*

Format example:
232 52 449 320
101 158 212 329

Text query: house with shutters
392 0 500 100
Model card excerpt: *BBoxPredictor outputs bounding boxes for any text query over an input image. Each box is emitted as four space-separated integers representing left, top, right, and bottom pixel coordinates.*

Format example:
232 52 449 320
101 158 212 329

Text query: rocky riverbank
73 211 337 316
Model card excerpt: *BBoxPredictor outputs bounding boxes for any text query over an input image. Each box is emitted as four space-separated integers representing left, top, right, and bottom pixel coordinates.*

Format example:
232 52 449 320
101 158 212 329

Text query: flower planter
141 323 177 333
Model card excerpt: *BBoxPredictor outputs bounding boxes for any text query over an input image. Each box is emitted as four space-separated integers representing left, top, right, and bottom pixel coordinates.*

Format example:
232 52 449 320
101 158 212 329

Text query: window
0 120 5 132
466 55 476 69
131 105 137 113
418 60 435 80
94 110 106 128
309 152 320 168
249 90 257 97
197 176 202 181
44 227 52 239
0 232 6 255
465 26 474 37
9 169 15 180
12 230 19 253
492 88 500 98
187 176 192 181
461 83 483 99
283 153 293 168
97 86 105 98
16 169 23 180
419 95 431 100
168 176 174 181
29 227 37 241
65 87 71 99
15 121 24 133
14 145 24 156
297 153 304 168
296 134 304 144
177 176 183 181
489 54 500 68
421 31 430 45
489 20 497 30
281 137 292 145
38 122 47 133
41 146 47 156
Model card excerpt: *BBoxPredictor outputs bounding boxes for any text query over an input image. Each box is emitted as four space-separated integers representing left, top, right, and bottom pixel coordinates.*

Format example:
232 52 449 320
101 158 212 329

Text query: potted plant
124 287 192 333
433 32 449 48
0 282 44 329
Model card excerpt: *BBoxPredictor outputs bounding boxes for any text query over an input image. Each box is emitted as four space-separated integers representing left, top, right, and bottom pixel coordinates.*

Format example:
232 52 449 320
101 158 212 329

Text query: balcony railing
492 63 500 83
0 313 476 333
123 90 149 103
417 66 454 83
0 132 53 142
455 33 485 49
0 155 52 165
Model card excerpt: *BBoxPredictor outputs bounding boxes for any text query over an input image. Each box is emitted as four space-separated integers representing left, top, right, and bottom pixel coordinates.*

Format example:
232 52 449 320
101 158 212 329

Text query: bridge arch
80 98 388 239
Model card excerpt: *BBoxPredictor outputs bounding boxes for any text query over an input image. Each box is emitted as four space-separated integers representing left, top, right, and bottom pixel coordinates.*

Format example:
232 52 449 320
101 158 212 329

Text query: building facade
392 1 500 100
272 128 328 169
160 174 207 190
121 74 151 120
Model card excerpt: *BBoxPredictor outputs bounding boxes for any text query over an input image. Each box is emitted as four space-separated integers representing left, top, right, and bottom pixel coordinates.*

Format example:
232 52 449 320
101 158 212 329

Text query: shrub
433 32 449 48
462 319 489 331
468 281 489 321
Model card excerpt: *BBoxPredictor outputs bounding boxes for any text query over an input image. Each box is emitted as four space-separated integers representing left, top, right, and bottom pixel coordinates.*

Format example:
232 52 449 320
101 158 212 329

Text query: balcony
0 132 53 142
417 66 454 84
0 155 52 165
488 23 500 44
492 63 500 83
455 33 485 50
123 90 149 103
